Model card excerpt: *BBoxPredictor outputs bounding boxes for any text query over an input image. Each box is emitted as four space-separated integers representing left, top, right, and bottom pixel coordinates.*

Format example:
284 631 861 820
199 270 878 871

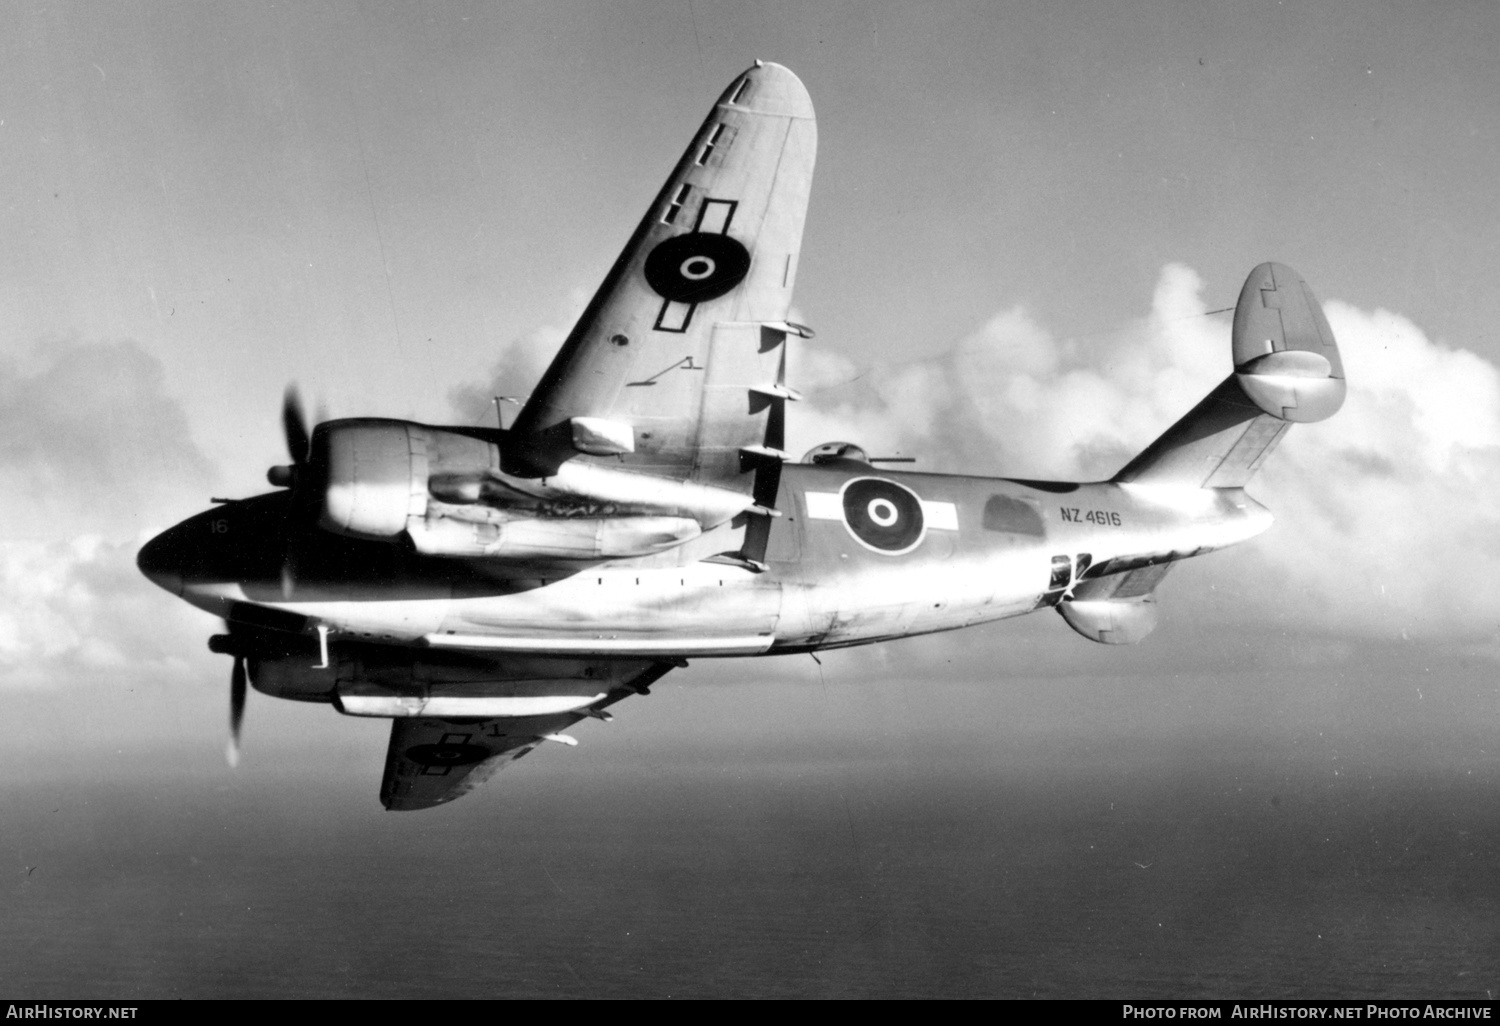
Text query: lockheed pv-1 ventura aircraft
138 63 1346 810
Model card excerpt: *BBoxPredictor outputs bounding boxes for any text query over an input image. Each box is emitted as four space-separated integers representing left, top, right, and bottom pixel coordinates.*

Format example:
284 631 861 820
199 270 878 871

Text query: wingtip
727 61 814 119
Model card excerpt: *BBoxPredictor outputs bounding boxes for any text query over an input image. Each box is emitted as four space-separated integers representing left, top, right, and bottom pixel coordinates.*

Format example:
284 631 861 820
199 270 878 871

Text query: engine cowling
319 420 471 540
309 419 717 560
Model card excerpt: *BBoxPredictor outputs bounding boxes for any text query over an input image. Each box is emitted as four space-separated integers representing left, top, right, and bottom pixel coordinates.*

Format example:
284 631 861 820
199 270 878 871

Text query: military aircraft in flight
138 62 1346 810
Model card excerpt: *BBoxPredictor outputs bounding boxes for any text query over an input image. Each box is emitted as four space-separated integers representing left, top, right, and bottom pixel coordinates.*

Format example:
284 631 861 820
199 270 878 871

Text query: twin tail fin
1063 263 1344 646
1112 262 1345 488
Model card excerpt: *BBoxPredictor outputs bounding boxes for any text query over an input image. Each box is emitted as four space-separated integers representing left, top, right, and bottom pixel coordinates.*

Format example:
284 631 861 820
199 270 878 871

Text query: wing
508 62 817 501
375 659 674 811
1109 376 1292 488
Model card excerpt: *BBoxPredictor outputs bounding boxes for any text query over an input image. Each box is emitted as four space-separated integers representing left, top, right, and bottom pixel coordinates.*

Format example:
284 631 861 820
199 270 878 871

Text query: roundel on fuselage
643 232 751 303
841 477 925 554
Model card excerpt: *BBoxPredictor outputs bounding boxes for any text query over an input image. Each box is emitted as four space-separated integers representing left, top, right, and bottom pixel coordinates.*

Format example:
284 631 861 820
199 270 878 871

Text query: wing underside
378 661 673 811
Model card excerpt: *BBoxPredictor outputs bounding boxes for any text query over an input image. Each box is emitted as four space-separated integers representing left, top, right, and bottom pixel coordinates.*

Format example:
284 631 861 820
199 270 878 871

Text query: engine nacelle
311 419 724 560
319 420 493 541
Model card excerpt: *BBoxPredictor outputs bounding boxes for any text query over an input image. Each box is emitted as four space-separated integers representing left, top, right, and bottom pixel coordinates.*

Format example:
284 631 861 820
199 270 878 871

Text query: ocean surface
3 661 1497 999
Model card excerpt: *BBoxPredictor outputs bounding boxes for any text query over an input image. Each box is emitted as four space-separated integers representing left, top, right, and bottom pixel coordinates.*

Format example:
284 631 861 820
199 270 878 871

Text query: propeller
283 386 311 464
267 386 310 487
268 386 315 599
226 655 248 768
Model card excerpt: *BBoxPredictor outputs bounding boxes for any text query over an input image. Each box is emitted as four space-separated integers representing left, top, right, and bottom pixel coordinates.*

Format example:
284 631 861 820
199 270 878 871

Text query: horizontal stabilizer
1059 595 1159 645
1058 562 1171 644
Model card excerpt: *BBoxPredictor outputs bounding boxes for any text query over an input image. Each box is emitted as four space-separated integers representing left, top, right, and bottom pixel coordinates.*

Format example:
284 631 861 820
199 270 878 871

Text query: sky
2 0 1499 999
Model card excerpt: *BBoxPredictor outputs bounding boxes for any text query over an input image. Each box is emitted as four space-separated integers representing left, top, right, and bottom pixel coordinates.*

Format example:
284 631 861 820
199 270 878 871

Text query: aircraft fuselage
130 58 1341 809
140 457 1271 706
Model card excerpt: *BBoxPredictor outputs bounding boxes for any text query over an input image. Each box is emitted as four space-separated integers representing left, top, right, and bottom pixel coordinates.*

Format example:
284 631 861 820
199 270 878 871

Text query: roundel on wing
404 743 490 768
842 478 925 554
643 232 751 303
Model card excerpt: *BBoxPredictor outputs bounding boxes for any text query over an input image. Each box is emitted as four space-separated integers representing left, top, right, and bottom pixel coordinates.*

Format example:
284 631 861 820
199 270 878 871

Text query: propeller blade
227 656 247 768
280 553 296 601
282 386 310 466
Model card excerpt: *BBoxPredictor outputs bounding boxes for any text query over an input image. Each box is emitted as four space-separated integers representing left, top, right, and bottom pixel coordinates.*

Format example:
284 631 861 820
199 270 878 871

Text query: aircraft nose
137 528 184 596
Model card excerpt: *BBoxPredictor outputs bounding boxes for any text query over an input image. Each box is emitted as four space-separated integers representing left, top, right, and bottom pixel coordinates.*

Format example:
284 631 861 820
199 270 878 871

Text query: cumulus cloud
0 534 204 688
1252 303 1500 637
0 339 215 539
788 264 1226 477
789 264 1500 641
0 340 217 687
